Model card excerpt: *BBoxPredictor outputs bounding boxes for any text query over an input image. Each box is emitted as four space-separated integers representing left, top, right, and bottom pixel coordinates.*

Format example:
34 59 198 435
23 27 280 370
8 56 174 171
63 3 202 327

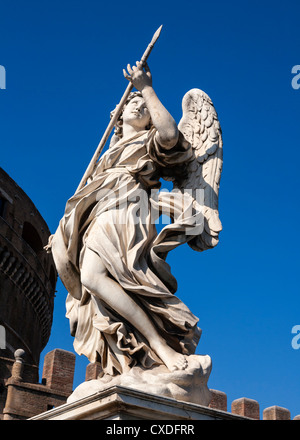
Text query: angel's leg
80 246 187 372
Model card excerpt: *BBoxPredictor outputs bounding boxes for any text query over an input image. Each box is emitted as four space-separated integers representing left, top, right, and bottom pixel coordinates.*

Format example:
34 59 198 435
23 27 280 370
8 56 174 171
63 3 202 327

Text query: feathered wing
176 88 223 252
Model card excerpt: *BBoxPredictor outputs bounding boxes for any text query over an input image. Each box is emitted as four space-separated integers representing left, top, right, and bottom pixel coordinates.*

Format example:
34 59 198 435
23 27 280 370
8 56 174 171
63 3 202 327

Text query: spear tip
152 25 163 44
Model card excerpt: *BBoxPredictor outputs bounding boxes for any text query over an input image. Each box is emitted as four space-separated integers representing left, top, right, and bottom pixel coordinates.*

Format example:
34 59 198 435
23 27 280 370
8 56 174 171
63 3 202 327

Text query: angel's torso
93 130 161 189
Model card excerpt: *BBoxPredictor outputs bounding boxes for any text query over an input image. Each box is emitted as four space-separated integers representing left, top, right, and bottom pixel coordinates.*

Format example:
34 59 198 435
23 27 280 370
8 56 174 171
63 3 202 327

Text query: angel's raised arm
123 62 179 149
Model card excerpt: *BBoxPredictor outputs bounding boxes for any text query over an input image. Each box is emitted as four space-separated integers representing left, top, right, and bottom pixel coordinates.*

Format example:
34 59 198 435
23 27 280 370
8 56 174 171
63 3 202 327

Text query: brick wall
2 348 75 420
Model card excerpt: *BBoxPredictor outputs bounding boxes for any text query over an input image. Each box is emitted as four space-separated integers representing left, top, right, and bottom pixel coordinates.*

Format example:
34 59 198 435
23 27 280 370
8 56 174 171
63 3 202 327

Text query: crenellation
85 362 103 381
208 389 227 412
263 406 291 420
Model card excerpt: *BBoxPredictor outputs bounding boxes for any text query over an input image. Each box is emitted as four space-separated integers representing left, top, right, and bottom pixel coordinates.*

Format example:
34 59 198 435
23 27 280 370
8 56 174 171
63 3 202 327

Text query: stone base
30 385 249 420
67 354 212 407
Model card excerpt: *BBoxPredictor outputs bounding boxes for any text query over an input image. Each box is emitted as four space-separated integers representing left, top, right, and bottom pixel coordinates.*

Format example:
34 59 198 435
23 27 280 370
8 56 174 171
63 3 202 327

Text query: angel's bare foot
152 341 188 372
168 352 188 372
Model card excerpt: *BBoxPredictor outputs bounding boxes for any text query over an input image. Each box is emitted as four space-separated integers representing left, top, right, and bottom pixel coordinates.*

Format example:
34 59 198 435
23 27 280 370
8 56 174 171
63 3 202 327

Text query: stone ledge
30 385 251 420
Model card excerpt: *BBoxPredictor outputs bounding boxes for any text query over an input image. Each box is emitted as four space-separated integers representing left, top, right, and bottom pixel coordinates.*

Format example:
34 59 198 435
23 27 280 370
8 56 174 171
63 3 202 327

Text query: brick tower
0 167 75 419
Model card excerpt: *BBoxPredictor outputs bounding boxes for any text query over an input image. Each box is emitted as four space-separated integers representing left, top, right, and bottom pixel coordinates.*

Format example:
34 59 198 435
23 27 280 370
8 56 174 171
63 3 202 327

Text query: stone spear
75 25 163 193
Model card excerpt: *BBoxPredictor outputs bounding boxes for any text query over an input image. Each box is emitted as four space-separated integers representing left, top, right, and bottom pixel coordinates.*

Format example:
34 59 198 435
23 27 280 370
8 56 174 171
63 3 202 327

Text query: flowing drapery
51 128 203 375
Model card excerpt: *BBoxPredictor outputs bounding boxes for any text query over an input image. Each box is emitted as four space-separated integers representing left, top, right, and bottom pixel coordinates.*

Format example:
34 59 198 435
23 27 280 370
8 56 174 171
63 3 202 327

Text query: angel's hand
123 61 152 91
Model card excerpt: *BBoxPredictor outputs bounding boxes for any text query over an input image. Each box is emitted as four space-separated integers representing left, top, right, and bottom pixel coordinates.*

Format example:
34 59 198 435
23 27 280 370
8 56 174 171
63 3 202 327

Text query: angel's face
122 96 151 131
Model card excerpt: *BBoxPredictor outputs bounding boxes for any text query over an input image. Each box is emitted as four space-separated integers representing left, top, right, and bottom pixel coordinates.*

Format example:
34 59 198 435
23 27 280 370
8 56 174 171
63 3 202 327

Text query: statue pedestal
29 385 247 420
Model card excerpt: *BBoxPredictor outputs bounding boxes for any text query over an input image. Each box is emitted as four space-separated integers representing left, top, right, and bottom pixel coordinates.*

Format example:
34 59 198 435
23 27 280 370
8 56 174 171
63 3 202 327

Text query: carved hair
109 92 153 145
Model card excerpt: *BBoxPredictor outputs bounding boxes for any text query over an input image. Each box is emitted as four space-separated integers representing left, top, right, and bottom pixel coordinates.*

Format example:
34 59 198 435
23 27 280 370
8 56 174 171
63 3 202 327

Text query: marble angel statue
47 60 223 403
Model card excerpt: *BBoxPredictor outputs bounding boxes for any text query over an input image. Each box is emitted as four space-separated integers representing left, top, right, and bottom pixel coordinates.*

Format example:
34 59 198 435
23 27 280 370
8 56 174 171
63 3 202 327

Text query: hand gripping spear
75 25 163 194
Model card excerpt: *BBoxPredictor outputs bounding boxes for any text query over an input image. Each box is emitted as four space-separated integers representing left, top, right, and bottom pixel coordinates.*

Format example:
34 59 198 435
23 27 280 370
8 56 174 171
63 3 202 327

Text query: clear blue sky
1 0 300 419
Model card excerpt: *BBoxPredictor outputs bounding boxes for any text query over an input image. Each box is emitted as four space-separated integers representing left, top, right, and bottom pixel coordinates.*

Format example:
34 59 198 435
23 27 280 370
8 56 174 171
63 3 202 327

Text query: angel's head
110 92 152 142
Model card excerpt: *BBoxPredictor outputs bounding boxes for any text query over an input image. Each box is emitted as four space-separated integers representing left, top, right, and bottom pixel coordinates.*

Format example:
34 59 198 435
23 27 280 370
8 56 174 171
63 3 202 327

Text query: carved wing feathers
177 88 223 252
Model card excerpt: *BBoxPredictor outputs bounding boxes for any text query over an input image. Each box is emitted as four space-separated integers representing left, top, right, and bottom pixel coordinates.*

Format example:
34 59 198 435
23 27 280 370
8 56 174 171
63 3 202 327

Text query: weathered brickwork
42 349 75 395
3 348 75 420
0 167 58 419
85 362 103 381
207 390 299 420
209 389 227 412
231 397 260 419
263 406 291 420
0 167 56 363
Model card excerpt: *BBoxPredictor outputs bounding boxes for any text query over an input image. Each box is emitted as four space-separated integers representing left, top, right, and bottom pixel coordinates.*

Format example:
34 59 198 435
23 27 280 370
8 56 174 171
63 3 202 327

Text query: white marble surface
30 385 248 421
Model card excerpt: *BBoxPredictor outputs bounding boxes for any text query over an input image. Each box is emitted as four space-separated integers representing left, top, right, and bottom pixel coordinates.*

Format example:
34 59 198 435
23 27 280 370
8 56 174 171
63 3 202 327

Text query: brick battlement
2 350 299 420
209 389 298 420
1 348 75 420
84 363 300 421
